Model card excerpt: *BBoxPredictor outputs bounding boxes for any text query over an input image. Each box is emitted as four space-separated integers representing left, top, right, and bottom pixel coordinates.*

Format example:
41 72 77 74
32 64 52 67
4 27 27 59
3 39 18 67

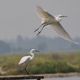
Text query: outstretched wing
36 6 79 45
51 22 73 41
36 6 55 20
18 56 31 65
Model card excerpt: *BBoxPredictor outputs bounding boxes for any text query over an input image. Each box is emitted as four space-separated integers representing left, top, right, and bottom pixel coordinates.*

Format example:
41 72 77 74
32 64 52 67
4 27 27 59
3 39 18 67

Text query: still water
43 77 80 80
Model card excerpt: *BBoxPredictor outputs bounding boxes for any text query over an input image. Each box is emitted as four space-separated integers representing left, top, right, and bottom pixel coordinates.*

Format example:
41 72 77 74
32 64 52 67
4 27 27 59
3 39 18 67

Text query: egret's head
30 49 40 53
56 14 67 21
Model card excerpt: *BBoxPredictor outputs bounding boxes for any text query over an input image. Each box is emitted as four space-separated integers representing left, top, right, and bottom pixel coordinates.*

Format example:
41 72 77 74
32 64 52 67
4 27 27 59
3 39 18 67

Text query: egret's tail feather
69 40 79 45
72 41 79 45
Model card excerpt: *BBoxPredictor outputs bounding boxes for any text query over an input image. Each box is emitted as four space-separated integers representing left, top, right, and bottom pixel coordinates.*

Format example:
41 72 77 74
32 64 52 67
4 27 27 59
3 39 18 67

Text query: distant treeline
0 35 80 53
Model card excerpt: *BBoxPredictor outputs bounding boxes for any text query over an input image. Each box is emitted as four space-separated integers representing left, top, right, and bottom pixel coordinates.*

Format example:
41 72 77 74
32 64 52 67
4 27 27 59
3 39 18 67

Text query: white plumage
18 49 39 72
18 56 32 65
34 6 78 44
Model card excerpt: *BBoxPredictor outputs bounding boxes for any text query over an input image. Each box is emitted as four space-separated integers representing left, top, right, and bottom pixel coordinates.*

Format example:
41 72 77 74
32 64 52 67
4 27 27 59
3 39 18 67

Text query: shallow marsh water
43 76 80 80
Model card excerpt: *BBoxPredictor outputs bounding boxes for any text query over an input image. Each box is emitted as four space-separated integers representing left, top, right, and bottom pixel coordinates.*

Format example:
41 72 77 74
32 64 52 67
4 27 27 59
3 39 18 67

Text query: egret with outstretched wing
34 6 78 44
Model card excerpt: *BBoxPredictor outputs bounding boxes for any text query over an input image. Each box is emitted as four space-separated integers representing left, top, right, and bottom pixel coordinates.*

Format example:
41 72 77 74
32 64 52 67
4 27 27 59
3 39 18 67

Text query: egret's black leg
36 25 45 36
36 23 48 36
34 25 42 32
24 63 30 74
34 23 46 32
24 67 29 74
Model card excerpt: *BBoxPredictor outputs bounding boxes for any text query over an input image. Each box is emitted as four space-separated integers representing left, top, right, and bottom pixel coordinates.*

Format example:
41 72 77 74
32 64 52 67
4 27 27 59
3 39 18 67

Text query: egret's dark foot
36 31 41 36
24 68 30 75
25 70 29 74
34 28 39 32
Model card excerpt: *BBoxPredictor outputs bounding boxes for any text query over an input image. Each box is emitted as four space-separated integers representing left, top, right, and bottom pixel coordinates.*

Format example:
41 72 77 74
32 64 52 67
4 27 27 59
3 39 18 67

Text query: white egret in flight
34 6 78 44
18 49 39 73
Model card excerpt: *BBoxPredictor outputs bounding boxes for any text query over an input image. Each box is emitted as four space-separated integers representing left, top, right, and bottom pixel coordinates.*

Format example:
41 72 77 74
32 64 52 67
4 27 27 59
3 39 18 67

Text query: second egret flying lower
34 6 78 44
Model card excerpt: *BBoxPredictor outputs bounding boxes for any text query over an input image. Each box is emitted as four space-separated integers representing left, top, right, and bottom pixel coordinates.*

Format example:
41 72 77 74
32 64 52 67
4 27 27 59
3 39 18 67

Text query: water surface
43 77 80 80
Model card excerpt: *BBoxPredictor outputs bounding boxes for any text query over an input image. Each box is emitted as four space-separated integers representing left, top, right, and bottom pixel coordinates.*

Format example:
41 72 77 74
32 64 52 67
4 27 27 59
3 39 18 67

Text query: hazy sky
0 0 80 40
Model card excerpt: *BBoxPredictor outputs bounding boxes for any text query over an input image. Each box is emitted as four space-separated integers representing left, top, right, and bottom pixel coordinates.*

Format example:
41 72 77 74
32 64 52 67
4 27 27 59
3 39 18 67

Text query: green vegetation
0 52 80 75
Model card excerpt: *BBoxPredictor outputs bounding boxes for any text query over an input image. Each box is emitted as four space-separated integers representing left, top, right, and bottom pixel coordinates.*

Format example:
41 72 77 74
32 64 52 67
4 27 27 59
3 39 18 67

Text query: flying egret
18 49 39 73
34 6 78 44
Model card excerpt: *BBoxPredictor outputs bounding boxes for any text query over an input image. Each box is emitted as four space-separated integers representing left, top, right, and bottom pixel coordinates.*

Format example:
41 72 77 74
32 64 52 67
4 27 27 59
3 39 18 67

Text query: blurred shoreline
34 73 80 78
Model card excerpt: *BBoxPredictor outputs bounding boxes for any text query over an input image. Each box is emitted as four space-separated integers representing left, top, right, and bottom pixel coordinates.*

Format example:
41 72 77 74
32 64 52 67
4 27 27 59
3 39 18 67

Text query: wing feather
37 6 55 20
51 22 72 41
18 56 31 65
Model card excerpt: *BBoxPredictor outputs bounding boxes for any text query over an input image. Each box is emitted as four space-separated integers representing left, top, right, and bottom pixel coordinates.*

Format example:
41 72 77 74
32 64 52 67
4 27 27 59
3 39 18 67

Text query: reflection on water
43 77 80 80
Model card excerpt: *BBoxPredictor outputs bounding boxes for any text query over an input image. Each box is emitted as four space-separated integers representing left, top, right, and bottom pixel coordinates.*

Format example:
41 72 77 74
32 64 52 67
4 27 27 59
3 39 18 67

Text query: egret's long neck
30 52 34 59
